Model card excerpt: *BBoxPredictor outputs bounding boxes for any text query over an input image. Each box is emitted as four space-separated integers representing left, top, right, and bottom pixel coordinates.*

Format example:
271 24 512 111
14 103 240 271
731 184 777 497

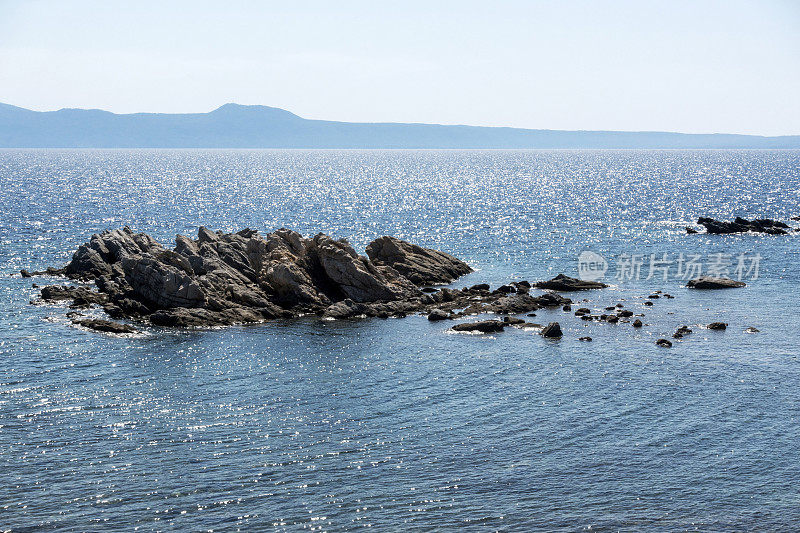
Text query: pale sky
1 0 798 135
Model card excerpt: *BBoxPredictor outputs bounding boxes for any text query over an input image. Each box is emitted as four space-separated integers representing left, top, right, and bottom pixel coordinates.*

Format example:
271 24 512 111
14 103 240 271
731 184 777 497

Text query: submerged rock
534 274 608 291
686 276 746 289
72 318 138 334
450 320 505 334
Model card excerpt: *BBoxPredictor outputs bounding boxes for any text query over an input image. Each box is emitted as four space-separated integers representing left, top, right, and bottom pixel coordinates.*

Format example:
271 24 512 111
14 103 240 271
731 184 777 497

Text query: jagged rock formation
365 236 473 284
696 217 790 235
35 227 575 328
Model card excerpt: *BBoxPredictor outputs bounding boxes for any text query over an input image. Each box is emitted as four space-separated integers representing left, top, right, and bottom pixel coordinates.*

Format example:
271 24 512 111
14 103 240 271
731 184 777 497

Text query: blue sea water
1 149 800 531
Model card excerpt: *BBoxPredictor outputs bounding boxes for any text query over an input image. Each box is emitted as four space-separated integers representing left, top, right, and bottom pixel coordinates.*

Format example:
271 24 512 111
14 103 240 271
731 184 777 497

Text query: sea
1 149 799 531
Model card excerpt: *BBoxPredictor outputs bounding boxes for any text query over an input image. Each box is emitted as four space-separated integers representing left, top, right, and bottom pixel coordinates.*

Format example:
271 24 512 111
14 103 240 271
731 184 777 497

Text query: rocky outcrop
365 236 472 285
696 217 790 235
534 274 609 291
686 276 746 289
36 226 578 330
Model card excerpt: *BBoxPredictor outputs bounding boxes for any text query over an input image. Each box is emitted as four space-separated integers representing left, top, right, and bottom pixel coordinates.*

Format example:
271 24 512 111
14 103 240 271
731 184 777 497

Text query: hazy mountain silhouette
1 102 798 148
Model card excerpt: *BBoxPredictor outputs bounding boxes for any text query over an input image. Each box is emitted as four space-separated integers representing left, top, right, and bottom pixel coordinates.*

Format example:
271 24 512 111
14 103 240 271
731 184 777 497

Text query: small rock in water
574 308 591 316
686 226 699 234
606 315 619 323
502 316 526 325
676 325 693 336
540 322 563 338
644 301 654 306
579 336 592 342
707 322 728 330
632 319 643 327
656 338 673 348
617 310 634 317
562 304 572 312
745 327 760 333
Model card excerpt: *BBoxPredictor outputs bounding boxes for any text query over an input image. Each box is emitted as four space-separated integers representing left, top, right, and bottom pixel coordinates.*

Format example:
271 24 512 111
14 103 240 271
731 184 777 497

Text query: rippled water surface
2 149 800 531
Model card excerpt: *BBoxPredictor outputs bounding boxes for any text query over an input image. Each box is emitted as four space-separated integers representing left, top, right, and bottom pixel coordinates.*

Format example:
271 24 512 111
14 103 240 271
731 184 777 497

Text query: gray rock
427 309 450 321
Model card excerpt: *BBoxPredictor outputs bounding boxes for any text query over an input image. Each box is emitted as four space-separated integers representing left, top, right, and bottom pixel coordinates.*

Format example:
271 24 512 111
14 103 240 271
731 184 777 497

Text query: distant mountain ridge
1 102 798 148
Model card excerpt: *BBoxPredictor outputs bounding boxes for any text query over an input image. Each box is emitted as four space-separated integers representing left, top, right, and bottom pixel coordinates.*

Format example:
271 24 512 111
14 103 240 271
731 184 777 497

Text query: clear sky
1 0 798 135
